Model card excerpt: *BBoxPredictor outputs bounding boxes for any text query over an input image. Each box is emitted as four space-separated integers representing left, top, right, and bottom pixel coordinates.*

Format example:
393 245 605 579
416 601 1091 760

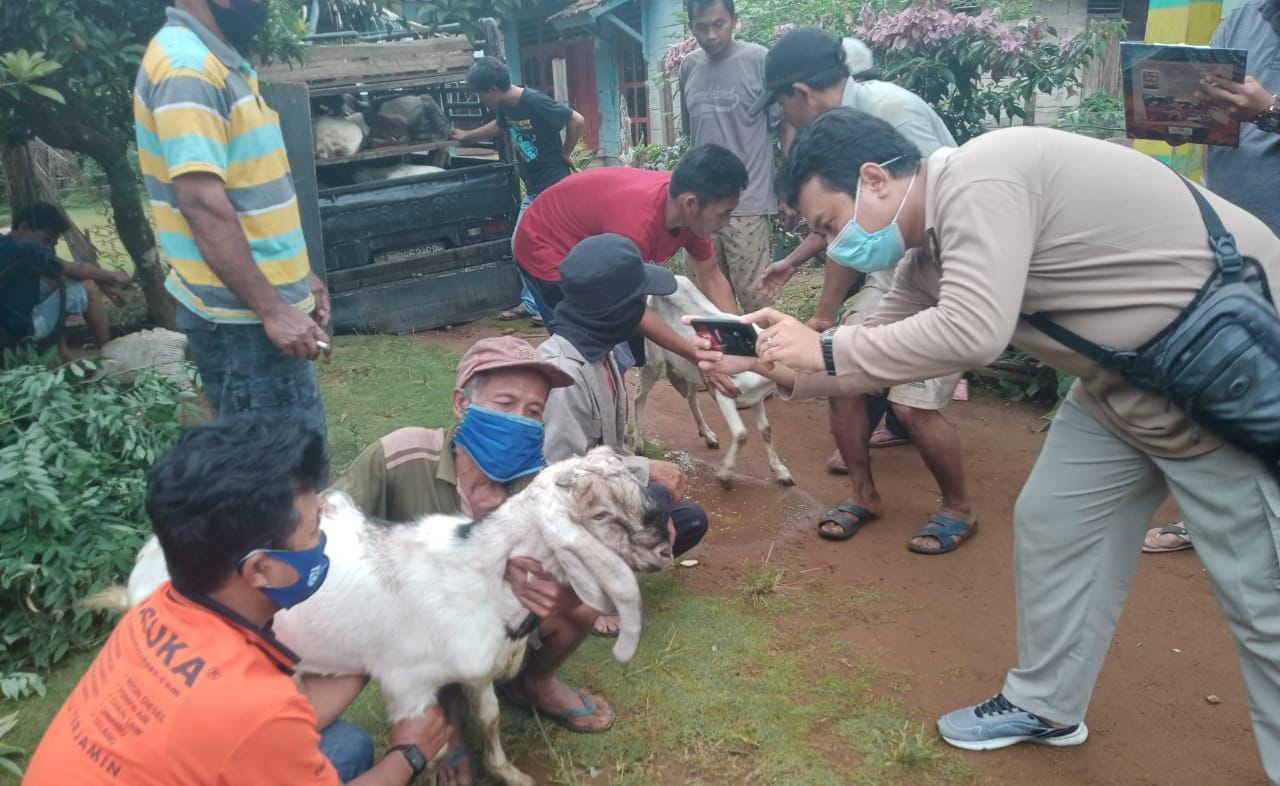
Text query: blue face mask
825 157 918 273
239 532 330 610
454 402 546 483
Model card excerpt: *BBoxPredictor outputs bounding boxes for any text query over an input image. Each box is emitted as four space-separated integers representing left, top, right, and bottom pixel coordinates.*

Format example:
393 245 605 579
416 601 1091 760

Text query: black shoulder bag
1021 175 1280 463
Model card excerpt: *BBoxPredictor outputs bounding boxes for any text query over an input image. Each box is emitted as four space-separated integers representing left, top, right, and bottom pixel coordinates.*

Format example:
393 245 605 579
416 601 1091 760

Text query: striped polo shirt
134 8 313 323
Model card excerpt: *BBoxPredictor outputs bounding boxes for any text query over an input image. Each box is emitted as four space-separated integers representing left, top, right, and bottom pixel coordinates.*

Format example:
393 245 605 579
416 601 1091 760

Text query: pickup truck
259 20 522 335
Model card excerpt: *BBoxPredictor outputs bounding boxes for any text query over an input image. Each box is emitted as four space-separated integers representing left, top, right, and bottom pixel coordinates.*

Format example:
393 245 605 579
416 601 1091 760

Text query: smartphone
690 318 760 357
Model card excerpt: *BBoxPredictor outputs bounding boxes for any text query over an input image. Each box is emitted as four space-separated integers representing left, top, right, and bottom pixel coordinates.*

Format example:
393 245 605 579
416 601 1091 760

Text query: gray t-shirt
1207 2 1280 236
842 78 957 156
680 41 779 216
841 78 957 290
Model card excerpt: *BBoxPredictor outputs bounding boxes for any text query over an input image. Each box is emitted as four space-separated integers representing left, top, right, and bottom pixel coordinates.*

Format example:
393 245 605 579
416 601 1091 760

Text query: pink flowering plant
662 0 1117 142
857 2 1118 140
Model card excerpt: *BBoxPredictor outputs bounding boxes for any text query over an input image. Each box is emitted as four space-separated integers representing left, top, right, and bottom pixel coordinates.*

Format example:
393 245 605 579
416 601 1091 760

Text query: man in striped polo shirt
135 0 330 437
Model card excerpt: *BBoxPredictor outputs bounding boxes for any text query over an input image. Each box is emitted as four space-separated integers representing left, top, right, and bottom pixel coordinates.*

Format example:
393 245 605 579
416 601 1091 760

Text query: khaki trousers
1004 394 1280 783
708 215 775 312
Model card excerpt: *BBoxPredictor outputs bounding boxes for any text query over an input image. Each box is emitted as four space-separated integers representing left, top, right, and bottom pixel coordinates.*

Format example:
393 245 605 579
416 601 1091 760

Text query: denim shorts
177 304 327 441
30 280 88 339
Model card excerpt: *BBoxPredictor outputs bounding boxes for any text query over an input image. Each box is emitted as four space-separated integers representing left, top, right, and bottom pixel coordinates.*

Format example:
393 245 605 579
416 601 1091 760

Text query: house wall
644 0 687 146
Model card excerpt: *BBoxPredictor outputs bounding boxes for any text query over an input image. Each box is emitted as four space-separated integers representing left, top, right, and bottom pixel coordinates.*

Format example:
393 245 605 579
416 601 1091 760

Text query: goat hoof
777 473 796 487
704 437 720 449
716 471 734 489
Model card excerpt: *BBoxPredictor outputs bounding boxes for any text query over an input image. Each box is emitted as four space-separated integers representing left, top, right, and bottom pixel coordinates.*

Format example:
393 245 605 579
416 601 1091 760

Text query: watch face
1258 112 1280 133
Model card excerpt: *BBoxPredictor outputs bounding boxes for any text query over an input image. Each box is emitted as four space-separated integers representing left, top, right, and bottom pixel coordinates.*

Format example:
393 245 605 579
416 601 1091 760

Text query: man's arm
60 261 130 288
173 172 327 359
758 233 828 299
688 254 737 314
638 306 740 397
810 261 857 330
561 110 586 164
450 120 500 143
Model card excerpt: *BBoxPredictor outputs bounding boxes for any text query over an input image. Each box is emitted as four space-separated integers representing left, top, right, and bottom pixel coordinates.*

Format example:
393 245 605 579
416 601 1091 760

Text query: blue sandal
908 513 976 555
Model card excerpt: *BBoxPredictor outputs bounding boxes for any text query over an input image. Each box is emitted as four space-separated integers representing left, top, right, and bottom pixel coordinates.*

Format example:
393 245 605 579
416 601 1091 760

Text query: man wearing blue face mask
26 418 453 785
325 337 615 786
695 107 1280 777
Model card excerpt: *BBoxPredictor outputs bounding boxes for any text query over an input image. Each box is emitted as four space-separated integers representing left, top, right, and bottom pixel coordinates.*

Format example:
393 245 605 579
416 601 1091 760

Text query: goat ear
537 516 643 662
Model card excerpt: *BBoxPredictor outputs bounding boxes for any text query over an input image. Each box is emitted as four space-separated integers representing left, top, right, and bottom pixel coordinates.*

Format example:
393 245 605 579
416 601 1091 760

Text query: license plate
374 242 446 265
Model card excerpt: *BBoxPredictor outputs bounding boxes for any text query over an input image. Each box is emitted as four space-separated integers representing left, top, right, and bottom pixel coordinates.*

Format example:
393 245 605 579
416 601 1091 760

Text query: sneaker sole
940 722 1089 752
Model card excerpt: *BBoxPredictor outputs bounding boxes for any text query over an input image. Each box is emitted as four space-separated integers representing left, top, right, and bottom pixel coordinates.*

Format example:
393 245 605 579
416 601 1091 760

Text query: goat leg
710 392 748 487
464 682 533 786
681 375 720 449
754 401 794 486
630 357 662 455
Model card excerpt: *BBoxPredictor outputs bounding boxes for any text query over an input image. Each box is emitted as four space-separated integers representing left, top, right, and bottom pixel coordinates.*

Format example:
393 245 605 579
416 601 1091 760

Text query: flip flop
498 684 616 734
591 615 620 638
817 502 875 541
498 306 529 321
1143 522 1193 553
908 513 977 555
869 427 912 449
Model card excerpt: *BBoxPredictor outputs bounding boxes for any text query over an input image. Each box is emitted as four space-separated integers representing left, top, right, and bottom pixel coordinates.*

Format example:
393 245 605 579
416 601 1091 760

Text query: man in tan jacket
696 107 1280 778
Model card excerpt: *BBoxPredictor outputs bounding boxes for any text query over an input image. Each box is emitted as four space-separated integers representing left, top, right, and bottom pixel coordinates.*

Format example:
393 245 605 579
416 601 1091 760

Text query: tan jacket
793 127 1280 457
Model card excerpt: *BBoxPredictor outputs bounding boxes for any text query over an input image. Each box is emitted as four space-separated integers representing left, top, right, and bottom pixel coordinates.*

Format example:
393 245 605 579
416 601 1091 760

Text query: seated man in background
0 202 129 352
539 234 709 634
25 417 451 785
321 337 613 786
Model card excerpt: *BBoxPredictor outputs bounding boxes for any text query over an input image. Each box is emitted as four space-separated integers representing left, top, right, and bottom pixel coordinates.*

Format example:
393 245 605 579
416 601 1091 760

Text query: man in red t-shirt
513 144 749 395
25 418 451 786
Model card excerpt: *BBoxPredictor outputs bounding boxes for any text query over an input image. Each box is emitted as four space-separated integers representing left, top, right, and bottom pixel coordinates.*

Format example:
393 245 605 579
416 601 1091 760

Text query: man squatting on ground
538 234 711 633
694 107 1280 778
320 336 690 785
25 418 452 785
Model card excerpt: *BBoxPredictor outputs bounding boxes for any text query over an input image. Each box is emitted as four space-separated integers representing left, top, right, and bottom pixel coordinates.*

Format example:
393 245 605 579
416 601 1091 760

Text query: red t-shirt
24 583 337 786
513 167 715 282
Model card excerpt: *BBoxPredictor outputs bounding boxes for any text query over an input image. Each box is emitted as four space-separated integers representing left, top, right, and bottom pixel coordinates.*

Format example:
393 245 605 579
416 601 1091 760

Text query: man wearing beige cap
313 337 615 786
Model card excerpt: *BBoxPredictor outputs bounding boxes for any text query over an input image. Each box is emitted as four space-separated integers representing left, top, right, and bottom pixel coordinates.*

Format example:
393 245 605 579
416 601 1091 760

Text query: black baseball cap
751 27 848 116
559 233 677 304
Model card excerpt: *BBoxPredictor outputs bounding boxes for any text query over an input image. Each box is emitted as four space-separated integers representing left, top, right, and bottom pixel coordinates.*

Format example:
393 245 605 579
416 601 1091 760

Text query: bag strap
1177 175 1245 283
1020 170 1241 366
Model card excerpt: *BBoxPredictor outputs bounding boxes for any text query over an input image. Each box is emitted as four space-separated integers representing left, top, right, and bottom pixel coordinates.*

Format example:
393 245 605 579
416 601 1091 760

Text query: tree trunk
1 140 100 264
20 97 174 329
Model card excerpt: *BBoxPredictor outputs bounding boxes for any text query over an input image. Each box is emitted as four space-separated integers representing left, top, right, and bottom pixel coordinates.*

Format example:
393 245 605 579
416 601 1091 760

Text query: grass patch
316 334 462 470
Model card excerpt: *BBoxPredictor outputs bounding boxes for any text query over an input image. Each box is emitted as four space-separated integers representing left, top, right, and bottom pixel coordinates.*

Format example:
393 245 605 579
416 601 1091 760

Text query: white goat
633 276 794 487
312 116 365 159
125 448 671 786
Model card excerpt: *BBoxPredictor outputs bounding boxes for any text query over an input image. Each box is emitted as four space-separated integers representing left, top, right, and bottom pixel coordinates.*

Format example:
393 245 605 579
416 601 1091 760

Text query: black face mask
209 0 269 54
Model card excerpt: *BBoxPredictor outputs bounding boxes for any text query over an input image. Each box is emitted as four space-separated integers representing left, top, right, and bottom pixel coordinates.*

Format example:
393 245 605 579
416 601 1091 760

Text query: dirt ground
418 320 1266 786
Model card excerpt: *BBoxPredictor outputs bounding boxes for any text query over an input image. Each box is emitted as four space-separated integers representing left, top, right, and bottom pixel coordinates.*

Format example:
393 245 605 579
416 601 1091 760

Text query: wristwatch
820 327 839 376
389 744 428 778
1254 94 1280 134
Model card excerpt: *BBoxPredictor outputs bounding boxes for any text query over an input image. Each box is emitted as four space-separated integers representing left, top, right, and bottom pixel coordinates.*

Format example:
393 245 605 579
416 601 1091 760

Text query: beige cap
455 336 574 390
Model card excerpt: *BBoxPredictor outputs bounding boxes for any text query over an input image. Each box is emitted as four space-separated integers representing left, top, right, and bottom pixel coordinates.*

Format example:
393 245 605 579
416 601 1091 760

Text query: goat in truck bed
125 448 672 786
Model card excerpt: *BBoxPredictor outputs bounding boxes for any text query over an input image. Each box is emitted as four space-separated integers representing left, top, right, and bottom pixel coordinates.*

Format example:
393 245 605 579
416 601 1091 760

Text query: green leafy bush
0 351 193 671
